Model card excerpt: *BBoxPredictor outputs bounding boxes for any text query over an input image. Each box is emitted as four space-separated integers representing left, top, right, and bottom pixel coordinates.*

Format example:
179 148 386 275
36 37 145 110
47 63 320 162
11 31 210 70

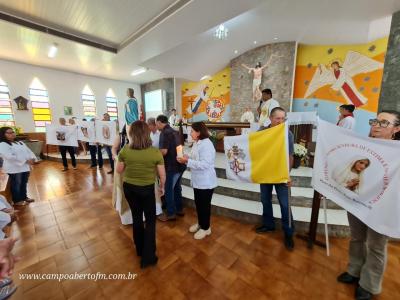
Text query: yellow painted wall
182 67 230 122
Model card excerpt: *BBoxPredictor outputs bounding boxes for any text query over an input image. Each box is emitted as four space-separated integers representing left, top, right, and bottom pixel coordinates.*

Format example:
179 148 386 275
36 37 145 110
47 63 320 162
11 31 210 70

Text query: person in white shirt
147 118 162 215
177 122 217 240
240 107 255 123
168 109 180 131
337 104 356 130
0 127 36 206
257 89 280 126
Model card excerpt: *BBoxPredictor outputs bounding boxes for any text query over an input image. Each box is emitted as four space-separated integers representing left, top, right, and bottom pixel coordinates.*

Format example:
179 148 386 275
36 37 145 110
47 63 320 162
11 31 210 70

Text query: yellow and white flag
224 123 289 183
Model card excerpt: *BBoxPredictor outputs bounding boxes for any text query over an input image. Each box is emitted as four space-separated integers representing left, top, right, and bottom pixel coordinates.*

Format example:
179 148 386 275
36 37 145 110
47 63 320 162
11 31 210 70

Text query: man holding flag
255 107 295 251
224 107 295 250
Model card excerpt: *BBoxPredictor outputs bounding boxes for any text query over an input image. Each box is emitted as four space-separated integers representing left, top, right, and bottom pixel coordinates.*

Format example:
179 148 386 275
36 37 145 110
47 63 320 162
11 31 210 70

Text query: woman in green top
117 121 165 268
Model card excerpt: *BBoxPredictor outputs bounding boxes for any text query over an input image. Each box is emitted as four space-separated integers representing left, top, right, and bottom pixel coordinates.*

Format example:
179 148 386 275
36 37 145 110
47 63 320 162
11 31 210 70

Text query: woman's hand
26 159 35 165
158 186 165 197
177 154 189 164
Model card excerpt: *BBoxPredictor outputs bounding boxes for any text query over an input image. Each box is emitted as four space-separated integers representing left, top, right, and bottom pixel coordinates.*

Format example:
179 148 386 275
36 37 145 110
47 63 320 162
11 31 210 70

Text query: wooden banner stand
297 190 326 249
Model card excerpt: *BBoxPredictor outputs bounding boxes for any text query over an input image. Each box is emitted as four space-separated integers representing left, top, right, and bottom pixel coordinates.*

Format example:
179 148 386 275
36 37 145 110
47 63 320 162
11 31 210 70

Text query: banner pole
322 195 330 256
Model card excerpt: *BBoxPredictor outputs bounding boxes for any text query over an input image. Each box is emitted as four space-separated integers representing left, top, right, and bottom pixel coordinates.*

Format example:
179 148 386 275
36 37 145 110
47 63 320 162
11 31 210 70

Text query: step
182 170 342 209
182 185 350 237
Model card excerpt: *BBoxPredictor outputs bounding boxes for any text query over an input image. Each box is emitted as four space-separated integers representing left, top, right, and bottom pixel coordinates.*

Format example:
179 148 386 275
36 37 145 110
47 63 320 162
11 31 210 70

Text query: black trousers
88 144 103 167
193 188 214 230
59 146 76 168
123 182 157 264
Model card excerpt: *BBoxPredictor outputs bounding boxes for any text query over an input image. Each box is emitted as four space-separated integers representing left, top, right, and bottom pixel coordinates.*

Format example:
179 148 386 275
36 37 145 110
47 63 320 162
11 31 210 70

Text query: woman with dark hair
0 127 37 206
117 121 165 268
177 122 217 240
337 110 400 300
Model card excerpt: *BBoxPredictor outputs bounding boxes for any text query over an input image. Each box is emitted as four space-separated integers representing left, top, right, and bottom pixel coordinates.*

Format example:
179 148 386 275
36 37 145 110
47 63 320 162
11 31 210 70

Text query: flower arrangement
294 143 308 158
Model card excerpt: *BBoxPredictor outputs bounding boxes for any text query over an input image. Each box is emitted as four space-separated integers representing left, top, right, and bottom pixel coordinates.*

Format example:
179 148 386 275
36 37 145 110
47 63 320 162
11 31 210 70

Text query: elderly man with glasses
255 107 295 251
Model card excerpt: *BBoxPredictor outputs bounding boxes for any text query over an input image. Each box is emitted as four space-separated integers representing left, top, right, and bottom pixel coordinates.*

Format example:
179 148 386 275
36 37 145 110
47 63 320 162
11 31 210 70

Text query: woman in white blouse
0 127 36 206
177 122 217 240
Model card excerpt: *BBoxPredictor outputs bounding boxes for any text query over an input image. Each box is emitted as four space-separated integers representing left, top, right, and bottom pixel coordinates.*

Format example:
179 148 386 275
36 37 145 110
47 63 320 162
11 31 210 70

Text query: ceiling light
273 37 278 40
131 67 147 76
48 43 58 58
234 50 238 54
253 41 257 44
214 24 228 40
200 75 211 81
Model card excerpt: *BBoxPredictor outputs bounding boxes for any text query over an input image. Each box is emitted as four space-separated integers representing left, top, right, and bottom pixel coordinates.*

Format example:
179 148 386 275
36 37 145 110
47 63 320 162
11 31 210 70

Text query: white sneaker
194 228 211 240
189 224 200 233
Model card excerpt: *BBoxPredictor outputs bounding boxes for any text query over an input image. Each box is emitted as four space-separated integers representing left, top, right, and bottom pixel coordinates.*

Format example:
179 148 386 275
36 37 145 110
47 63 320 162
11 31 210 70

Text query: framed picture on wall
14 96 29 110
64 106 73 116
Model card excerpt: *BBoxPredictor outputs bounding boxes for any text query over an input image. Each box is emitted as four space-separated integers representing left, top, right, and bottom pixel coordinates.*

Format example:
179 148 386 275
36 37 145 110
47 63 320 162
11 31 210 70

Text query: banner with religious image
45 124 78 147
313 119 400 238
77 120 96 143
94 120 117 146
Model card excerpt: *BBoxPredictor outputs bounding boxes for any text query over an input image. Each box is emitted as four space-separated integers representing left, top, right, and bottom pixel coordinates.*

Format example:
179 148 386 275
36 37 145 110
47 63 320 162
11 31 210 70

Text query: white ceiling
0 0 399 84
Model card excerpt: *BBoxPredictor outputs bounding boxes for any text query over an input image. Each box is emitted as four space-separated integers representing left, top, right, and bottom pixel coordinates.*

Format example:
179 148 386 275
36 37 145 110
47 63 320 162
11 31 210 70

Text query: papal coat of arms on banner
226 145 246 175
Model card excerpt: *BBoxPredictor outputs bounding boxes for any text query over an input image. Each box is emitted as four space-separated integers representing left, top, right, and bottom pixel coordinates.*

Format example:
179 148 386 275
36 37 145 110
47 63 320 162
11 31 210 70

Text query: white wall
173 77 187 117
0 59 141 132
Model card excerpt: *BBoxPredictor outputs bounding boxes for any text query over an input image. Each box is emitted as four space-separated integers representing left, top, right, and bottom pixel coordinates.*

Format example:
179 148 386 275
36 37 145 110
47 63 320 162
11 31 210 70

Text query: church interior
0 0 400 299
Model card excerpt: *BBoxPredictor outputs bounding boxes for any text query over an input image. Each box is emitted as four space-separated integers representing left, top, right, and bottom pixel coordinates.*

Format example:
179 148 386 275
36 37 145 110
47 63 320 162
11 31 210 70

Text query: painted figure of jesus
241 54 279 102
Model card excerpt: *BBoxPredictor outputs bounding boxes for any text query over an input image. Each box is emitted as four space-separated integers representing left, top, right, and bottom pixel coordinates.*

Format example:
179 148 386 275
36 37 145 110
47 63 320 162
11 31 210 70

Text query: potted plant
293 143 308 169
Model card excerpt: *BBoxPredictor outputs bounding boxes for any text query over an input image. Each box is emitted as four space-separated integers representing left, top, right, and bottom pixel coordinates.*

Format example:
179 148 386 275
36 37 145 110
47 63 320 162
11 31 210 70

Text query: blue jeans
260 183 294 236
165 171 183 216
103 146 114 171
9 172 30 203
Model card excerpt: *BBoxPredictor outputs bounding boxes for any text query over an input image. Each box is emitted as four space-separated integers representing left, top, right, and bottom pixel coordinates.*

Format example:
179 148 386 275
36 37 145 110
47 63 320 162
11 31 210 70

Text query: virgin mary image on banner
331 156 371 195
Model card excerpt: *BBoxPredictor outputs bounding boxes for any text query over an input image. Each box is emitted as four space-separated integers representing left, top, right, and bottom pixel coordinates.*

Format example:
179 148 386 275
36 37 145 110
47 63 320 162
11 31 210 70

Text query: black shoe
337 272 359 284
284 234 294 251
61 168 68 172
176 210 185 217
255 225 275 234
355 286 372 300
140 256 158 269
89 165 97 168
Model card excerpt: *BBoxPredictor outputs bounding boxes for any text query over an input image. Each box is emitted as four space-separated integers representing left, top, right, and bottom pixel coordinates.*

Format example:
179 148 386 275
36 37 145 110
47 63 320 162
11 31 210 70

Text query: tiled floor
7 161 400 299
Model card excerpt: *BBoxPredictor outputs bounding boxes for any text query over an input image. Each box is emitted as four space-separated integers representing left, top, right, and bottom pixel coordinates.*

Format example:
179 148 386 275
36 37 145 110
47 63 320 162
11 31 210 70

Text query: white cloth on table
286 111 318 125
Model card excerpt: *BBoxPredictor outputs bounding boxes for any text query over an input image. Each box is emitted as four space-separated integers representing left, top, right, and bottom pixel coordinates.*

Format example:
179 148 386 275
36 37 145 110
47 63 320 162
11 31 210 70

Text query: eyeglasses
5 131 15 134
368 119 393 128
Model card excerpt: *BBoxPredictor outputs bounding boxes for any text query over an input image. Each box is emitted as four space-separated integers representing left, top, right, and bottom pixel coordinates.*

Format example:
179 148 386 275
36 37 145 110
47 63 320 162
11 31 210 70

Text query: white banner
94 120 117 146
313 119 400 238
45 124 78 147
77 120 96 143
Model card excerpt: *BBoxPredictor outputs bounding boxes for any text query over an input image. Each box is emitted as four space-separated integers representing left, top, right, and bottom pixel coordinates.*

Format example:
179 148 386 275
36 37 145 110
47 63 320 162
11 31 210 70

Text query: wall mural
181 67 230 122
293 37 387 135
